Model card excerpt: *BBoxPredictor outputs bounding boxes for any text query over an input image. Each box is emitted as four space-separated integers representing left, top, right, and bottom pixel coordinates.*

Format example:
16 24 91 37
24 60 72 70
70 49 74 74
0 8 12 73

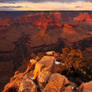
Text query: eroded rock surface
2 51 92 92
79 81 92 92
43 73 69 92
19 76 37 92
37 71 51 91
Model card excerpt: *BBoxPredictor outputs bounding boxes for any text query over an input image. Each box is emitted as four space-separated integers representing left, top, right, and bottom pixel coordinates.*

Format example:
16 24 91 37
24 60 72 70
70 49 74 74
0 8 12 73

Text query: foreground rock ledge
2 52 92 92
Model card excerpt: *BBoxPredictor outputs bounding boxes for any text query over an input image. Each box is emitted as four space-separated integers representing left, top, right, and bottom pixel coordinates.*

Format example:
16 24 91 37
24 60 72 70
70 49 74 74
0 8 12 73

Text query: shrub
61 48 85 71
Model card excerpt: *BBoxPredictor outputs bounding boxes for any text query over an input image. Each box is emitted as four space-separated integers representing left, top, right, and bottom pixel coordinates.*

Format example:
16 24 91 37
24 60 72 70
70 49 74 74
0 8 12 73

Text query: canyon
0 11 92 91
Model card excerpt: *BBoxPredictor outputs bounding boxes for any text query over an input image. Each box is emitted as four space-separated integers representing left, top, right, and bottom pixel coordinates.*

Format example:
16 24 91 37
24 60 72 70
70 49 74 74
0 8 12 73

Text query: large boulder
37 56 55 72
37 71 51 91
19 74 37 92
79 81 92 92
42 73 70 92
33 56 55 79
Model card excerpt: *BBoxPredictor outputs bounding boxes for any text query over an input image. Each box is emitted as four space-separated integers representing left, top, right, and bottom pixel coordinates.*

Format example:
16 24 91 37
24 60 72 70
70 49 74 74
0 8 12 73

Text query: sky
0 0 92 11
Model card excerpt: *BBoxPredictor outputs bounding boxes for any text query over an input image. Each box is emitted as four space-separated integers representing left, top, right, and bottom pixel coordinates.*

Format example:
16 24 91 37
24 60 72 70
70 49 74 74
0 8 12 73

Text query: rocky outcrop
43 73 70 92
19 75 37 92
3 50 92 92
2 52 70 92
74 13 92 23
37 71 51 91
3 70 73 92
32 56 55 79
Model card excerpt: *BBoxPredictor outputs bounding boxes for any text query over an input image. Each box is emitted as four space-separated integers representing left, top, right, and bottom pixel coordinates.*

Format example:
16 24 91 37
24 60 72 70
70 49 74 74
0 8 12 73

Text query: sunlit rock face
0 11 92 91
2 53 72 92
74 12 92 23
79 81 92 92
2 50 92 92
43 73 70 92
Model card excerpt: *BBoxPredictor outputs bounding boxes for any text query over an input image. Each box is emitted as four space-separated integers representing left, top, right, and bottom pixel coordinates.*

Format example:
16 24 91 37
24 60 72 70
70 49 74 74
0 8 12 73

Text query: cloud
0 0 92 3
0 6 22 8
0 1 92 11
75 6 82 8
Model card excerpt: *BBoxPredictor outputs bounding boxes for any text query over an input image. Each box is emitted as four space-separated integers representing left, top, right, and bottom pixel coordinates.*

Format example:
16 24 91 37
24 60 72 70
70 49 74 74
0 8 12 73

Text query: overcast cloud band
0 0 92 3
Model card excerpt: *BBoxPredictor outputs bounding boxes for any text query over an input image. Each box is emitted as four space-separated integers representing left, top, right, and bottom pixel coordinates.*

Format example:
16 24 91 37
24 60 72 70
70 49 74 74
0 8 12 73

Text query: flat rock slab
79 81 92 92
38 56 55 72
43 73 69 92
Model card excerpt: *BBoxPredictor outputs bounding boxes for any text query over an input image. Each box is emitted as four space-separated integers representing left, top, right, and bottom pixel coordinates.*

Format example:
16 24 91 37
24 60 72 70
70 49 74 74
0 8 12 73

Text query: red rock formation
2 54 73 92
16 12 62 36
74 13 92 22
64 24 73 29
